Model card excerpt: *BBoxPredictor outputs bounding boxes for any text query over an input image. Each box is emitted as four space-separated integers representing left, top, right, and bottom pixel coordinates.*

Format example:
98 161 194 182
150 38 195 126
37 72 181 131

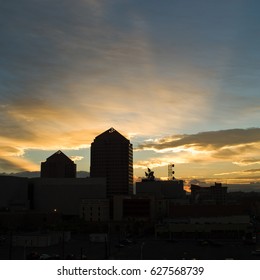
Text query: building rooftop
45 150 74 163
94 128 129 142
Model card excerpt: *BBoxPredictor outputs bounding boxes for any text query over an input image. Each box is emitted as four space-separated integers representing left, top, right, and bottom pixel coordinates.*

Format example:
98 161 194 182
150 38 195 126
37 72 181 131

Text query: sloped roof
45 150 74 163
94 127 129 142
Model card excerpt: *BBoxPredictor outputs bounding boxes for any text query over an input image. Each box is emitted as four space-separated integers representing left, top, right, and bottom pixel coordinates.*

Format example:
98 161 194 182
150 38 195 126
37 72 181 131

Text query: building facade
190 182 227 205
136 180 186 199
112 195 155 222
80 199 110 222
90 128 133 197
41 150 76 178
0 176 29 211
31 177 106 215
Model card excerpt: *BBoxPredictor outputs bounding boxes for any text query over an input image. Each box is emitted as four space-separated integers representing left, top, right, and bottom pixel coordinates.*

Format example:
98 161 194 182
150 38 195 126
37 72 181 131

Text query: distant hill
0 171 90 178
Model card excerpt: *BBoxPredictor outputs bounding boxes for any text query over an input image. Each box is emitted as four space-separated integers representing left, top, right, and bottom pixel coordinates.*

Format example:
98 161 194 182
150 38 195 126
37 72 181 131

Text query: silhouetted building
90 128 133 197
41 150 76 178
136 180 186 199
0 176 29 211
30 177 106 215
157 203 251 239
190 182 227 205
80 199 110 222
113 195 154 222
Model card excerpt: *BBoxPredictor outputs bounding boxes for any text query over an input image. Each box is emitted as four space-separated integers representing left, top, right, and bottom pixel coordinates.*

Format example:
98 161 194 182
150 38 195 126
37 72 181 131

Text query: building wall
41 151 76 178
90 128 133 197
113 195 155 221
168 204 247 218
0 176 29 210
190 183 227 205
31 178 106 215
80 199 110 222
136 180 185 199
0 211 61 229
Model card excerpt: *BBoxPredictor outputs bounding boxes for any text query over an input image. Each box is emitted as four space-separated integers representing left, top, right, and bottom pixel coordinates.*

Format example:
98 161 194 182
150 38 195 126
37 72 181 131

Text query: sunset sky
1 0 260 185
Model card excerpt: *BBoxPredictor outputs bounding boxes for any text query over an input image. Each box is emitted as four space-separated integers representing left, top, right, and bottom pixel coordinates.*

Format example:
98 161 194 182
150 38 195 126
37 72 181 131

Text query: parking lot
0 233 259 260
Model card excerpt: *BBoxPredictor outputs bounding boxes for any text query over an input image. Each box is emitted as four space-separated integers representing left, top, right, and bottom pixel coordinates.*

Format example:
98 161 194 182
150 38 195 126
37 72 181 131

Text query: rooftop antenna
168 163 175 180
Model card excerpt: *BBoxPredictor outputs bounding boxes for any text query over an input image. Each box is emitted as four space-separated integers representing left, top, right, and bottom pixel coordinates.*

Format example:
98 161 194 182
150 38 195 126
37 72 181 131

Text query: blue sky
0 0 260 184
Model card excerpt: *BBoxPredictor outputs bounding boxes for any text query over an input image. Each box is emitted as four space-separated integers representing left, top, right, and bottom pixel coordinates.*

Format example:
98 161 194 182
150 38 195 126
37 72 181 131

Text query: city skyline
1 1 260 185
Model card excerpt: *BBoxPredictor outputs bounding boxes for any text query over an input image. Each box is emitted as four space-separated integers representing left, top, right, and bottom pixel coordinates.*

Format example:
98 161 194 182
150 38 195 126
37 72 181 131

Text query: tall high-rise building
41 150 76 178
90 128 133 197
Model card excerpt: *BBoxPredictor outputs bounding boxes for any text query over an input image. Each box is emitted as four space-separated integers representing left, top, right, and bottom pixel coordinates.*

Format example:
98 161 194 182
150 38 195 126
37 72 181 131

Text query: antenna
168 163 175 180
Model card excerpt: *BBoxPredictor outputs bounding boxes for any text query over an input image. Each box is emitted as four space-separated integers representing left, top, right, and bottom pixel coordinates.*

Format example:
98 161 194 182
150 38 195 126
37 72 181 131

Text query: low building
41 150 76 178
156 203 252 239
113 195 155 222
190 182 227 205
0 176 29 211
80 199 110 222
136 180 186 199
0 211 61 230
31 177 106 215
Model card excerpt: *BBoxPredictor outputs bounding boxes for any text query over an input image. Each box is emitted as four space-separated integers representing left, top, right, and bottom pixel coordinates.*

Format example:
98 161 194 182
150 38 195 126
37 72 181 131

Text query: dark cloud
0 0 154 103
187 179 208 186
138 128 260 151
243 169 260 173
0 1 115 109
234 158 260 166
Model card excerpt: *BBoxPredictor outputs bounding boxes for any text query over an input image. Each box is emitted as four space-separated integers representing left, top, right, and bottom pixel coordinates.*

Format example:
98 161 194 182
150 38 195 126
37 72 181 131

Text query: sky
0 0 260 185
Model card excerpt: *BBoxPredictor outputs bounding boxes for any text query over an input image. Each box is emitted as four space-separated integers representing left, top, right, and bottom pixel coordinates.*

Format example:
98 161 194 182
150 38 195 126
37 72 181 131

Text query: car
121 239 133 245
198 240 209 246
115 243 125 248
40 254 51 260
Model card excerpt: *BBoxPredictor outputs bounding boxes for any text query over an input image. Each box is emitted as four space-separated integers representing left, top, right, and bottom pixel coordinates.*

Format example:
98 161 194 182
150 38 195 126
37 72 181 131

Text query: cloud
70 156 84 162
233 158 260 166
243 168 260 173
1 0 260 174
215 168 260 177
137 128 260 168
134 158 169 169
138 128 260 151
0 0 217 139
